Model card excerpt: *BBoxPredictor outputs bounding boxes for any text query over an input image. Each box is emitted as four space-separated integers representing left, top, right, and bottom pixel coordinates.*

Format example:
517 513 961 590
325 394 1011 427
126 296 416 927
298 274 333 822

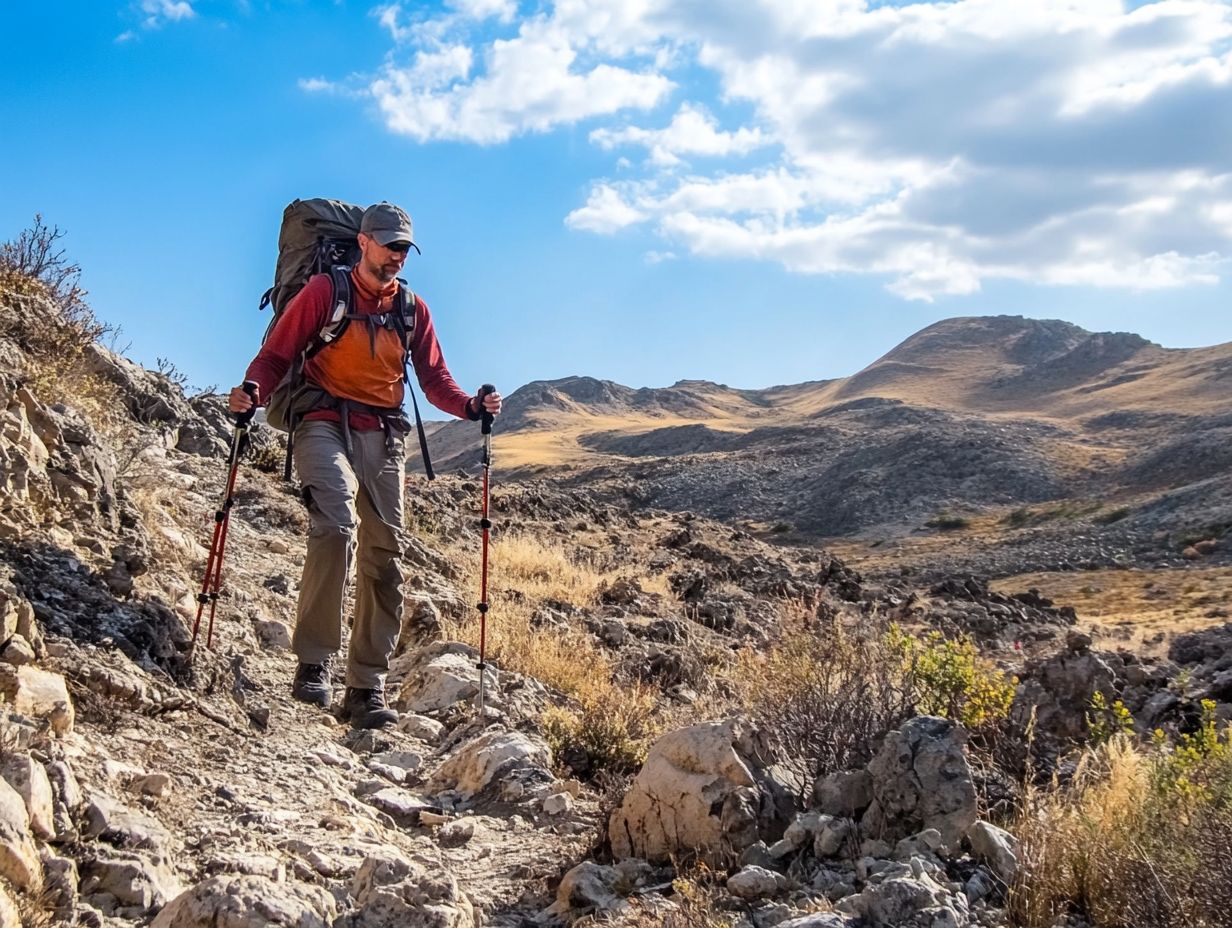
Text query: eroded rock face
346 852 476 928
609 718 792 865
0 775 41 892
862 716 977 854
150 875 337 928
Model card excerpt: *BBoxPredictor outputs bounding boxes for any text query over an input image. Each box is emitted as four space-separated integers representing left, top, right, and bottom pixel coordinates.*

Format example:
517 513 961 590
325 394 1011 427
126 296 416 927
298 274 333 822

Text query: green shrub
542 684 663 778
925 513 970 531
888 627 1017 732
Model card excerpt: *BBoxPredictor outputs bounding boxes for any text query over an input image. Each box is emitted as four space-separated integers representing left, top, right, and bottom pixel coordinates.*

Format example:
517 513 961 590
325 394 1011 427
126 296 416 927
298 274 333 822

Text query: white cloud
299 77 336 93
565 185 647 233
332 0 1232 298
370 19 672 143
590 104 769 165
140 0 195 28
448 0 518 23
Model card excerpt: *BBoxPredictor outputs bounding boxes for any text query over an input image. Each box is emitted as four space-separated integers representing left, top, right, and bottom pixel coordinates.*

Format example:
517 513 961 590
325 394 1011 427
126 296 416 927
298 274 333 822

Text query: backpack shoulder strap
391 282 435 480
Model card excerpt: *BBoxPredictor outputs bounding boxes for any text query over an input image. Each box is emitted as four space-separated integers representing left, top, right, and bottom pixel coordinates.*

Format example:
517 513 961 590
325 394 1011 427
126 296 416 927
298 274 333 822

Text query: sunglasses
385 241 412 254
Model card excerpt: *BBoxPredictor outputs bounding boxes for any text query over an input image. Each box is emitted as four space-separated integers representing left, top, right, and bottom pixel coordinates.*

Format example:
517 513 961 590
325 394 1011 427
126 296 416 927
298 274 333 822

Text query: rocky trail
3 287 1232 928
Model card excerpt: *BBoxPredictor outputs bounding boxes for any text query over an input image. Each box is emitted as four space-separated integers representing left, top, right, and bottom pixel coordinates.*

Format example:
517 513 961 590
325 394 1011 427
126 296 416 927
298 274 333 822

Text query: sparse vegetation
888 626 1018 733
735 611 915 794
0 216 123 430
926 513 971 530
1011 717 1232 928
443 532 674 778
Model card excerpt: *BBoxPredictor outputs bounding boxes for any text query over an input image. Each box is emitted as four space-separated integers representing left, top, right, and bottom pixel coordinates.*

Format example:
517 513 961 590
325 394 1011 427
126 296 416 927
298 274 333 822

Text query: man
229 201 501 728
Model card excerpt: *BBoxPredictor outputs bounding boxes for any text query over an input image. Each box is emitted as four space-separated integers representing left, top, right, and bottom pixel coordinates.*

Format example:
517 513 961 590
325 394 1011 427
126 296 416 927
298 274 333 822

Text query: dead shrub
0 216 123 426
735 609 914 797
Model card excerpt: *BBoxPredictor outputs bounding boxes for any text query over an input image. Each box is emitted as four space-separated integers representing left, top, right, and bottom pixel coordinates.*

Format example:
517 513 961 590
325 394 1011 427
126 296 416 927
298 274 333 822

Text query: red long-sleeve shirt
245 272 474 430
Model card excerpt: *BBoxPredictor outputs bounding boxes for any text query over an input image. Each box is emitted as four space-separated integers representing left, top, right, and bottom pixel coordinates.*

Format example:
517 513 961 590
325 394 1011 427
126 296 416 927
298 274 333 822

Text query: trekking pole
475 384 496 713
192 381 258 650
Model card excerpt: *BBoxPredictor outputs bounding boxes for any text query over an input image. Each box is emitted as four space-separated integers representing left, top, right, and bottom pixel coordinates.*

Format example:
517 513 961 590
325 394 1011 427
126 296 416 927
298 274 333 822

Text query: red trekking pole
476 384 496 713
192 381 258 649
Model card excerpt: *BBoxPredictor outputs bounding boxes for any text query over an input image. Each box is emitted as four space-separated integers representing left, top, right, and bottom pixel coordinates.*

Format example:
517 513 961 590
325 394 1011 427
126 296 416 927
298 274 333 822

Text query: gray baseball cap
360 201 421 252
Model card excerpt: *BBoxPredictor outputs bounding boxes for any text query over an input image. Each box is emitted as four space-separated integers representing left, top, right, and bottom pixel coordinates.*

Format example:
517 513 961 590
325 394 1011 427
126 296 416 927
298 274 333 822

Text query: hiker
228 201 502 728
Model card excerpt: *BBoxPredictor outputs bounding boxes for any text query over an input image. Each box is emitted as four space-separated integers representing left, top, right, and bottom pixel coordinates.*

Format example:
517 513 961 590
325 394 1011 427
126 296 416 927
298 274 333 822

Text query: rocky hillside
2 261 1231 928
422 317 1232 581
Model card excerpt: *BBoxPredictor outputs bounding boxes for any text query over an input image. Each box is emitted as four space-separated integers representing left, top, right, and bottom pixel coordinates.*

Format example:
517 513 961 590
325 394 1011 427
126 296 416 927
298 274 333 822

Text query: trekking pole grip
478 384 495 435
235 380 259 428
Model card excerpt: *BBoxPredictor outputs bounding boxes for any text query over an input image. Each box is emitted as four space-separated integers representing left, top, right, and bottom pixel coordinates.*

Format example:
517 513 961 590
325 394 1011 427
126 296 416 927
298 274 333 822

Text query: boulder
0 754 55 839
348 851 476 928
81 851 182 912
727 865 785 900
0 664 74 734
0 775 41 891
967 820 1018 884
151 875 337 928
609 718 792 865
428 729 552 800
392 642 495 714
862 717 977 854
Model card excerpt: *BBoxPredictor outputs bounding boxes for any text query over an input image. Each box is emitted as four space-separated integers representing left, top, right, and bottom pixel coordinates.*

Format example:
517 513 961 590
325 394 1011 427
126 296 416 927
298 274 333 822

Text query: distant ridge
418 315 1232 537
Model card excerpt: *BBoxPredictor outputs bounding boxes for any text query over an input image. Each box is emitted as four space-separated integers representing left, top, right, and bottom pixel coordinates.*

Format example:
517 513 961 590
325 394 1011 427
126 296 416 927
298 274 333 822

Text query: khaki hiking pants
292 420 406 689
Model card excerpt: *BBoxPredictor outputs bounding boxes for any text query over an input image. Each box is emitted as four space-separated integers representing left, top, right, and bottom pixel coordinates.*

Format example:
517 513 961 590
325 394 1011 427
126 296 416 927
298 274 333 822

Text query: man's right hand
228 383 259 414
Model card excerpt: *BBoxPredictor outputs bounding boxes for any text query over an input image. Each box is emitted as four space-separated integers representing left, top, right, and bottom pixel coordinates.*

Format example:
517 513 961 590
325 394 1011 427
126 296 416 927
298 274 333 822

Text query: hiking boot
291 662 332 708
341 686 398 729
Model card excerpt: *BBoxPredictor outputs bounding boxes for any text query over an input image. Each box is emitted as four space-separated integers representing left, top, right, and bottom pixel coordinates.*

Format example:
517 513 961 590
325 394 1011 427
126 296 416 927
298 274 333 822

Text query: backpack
258 198 435 480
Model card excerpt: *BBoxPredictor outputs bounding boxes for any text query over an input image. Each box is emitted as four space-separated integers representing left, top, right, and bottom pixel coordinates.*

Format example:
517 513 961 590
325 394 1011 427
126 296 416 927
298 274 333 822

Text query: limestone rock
0 664 74 734
151 875 337 928
862 716 977 854
392 642 494 715
348 851 476 928
727 865 785 900
428 728 552 800
0 634 35 666
0 754 55 840
82 792 173 853
609 718 792 865
967 820 1018 884
81 851 182 912
0 883 18 928
0 775 41 892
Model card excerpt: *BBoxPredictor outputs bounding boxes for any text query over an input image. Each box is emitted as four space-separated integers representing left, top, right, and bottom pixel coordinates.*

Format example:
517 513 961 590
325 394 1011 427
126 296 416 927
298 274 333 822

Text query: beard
363 253 401 284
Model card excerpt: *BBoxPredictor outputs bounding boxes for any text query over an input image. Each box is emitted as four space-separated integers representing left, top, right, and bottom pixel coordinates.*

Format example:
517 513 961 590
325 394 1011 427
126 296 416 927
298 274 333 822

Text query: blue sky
2 1 1230 414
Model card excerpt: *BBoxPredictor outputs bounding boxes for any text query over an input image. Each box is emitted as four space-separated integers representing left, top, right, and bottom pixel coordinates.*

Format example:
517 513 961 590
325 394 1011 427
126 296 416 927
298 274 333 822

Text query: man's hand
228 383 259 414
471 388 502 417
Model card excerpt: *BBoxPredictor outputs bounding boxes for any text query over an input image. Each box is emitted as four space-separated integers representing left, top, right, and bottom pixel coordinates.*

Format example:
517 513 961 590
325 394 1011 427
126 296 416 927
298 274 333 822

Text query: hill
422 316 1232 579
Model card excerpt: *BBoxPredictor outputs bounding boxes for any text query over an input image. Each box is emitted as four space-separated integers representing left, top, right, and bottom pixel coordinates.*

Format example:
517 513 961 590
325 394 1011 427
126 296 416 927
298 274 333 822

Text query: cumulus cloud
371 20 673 143
590 104 769 165
340 0 1232 298
564 185 647 233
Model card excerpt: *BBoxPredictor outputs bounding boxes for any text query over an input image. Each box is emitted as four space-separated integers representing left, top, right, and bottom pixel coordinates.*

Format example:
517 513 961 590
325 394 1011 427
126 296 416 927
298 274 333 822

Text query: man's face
359 233 409 284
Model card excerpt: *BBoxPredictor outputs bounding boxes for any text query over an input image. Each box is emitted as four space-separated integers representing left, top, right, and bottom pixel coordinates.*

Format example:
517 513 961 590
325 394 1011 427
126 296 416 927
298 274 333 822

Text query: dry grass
441 531 676 775
990 566 1232 655
0 220 127 441
1011 723 1232 928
